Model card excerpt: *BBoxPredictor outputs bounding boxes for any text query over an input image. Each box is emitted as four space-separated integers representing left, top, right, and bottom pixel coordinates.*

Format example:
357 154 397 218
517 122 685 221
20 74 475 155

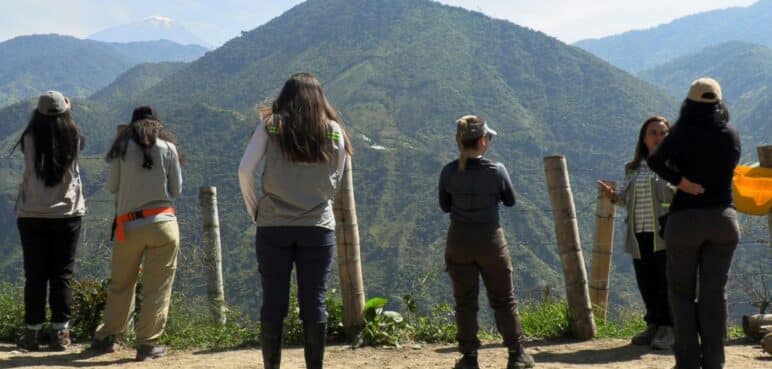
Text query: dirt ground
0 339 769 369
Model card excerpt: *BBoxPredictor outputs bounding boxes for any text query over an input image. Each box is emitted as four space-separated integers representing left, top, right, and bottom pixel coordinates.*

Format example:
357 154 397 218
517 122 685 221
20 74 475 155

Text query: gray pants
664 207 739 369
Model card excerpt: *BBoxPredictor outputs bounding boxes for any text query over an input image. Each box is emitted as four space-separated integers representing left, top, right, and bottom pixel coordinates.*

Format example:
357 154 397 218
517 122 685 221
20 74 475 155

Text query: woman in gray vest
598 116 675 350
12 91 86 351
90 106 183 361
238 73 351 369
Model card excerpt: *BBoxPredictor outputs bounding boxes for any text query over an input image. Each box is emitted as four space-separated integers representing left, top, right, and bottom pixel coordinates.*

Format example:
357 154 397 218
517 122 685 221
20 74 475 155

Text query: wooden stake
543 155 596 340
199 186 226 324
333 156 366 340
589 180 616 321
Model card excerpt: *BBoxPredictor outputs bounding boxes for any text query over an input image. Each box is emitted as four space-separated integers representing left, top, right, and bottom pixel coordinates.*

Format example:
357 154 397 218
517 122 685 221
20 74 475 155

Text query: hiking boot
17 329 40 352
454 353 479 369
507 345 536 369
261 321 283 369
89 335 116 354
49 329 71 351
136 344 166 361
631 324 658 345
303 322 326 369
650 326 674 350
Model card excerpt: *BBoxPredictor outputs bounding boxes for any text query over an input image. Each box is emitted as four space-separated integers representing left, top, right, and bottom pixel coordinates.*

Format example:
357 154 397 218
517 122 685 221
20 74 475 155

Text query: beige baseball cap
687 77 722 103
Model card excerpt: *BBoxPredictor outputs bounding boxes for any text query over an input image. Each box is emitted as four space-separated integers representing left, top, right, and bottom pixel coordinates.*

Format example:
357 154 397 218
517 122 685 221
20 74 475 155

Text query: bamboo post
332 156 366 340
589 180 616 321
758 145 772 246
199 186 226 324
543 155 596 340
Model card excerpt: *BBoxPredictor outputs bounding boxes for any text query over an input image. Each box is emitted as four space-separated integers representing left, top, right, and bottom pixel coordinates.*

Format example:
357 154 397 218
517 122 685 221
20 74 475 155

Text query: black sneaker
631 324 658 346
49 329 71 351
454 353 479 369
17 329 40 352
507 346 535 369
136 344 166 361
89 335 116 354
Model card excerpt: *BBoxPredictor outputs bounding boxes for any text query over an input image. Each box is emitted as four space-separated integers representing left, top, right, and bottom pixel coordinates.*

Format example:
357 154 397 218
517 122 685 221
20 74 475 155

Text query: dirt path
1 339 769 369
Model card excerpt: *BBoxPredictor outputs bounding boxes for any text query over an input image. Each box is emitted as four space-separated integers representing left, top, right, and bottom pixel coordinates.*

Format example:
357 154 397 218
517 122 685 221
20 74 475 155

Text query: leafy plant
362 297 411 346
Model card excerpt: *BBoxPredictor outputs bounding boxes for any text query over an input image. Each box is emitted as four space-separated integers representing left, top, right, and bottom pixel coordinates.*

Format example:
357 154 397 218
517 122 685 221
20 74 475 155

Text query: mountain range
0 34 206 108
574 0 772 73
0 0 766 320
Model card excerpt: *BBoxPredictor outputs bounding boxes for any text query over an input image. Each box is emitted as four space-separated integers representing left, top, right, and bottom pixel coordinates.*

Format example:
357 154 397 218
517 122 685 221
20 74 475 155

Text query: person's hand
677 177 704 195
596 180 616 201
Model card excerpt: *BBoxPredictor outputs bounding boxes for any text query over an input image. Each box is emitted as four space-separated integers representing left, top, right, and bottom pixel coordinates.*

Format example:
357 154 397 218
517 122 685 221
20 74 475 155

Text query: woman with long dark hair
438 115 534 369
12 91 85 351
90 106 183 362
598 116 675 350
648 78 741 369
238 73 351 369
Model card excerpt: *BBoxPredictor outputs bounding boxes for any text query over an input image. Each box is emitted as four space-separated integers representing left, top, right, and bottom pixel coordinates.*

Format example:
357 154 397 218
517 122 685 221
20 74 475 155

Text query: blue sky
0 0 758 45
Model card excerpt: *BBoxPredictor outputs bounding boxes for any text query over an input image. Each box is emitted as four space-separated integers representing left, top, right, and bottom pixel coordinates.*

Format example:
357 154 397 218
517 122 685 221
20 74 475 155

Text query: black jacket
648 103 741 212
438 157 516 224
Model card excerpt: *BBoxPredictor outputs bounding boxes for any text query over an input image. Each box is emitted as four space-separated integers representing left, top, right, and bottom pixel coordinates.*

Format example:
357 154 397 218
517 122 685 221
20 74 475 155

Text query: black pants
445 222 524 354
632 232 672 327
665 208 739 369
17 217 82 326
256 226 335 324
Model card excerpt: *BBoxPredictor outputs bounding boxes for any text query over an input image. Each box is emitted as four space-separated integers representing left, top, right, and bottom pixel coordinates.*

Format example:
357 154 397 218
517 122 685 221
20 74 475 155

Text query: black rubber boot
507 345 536 369
303 322 327 369
454 353 479 369
261 321 283 369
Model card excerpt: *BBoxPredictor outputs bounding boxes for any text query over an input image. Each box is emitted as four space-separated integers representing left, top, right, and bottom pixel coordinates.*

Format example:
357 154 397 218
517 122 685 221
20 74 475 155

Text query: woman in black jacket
648 78 741 369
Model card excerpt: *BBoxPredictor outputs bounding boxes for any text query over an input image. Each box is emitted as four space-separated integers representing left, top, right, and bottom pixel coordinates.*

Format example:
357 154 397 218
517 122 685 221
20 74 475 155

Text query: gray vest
256 123 343 230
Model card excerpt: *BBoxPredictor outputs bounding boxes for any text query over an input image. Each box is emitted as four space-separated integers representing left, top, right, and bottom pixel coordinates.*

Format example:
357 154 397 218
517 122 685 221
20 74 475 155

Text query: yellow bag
733 165 772 215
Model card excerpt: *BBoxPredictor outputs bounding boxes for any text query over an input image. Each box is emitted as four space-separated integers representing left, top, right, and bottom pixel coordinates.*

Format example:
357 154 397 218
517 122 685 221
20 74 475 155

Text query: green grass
0 281 749 349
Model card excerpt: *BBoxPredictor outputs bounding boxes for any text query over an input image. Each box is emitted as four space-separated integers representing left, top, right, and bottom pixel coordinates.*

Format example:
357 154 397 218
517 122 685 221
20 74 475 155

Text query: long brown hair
625 116 671 172
12 110 81 187
259 73 352 163
106 106 182 169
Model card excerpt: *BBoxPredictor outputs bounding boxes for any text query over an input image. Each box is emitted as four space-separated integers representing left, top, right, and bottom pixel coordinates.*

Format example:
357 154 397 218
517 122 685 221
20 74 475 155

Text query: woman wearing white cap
648 78 741 369
11 91 86 351
438 115 534 369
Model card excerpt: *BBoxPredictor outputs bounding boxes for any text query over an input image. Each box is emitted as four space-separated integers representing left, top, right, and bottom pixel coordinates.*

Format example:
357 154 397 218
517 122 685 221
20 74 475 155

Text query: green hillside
639 41 772 154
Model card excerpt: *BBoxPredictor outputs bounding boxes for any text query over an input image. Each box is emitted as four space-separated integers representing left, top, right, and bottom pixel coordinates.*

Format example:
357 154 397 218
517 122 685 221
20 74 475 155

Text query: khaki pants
95 220 180 345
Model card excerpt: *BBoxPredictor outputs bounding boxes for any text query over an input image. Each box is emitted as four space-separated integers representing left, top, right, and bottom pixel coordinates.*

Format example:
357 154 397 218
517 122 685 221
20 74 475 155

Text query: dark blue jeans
256 226 335 324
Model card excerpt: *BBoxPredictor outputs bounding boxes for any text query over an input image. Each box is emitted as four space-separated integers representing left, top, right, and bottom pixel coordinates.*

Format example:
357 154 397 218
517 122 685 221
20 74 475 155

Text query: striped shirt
633 162 655 233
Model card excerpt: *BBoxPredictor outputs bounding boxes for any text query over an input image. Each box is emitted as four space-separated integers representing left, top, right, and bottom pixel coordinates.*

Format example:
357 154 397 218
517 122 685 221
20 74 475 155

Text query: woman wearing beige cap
11 91 86 351
438 116 534 369
648 78 741 369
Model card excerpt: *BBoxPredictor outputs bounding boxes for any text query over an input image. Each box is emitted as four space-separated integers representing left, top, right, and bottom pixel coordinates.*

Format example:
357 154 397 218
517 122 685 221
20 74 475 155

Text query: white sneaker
651 326 674 350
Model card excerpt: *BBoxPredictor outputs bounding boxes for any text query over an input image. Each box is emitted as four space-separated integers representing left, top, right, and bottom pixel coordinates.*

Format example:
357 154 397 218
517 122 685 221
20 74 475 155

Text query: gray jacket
15 135 86 218
615 163 675 259
106 139 182 226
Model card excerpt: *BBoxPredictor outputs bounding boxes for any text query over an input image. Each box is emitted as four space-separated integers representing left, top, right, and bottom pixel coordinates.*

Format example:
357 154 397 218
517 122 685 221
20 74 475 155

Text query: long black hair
675 99 730 128
625 116 671 172
106 106 182 169
11 110 81 186
259 73 352 163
